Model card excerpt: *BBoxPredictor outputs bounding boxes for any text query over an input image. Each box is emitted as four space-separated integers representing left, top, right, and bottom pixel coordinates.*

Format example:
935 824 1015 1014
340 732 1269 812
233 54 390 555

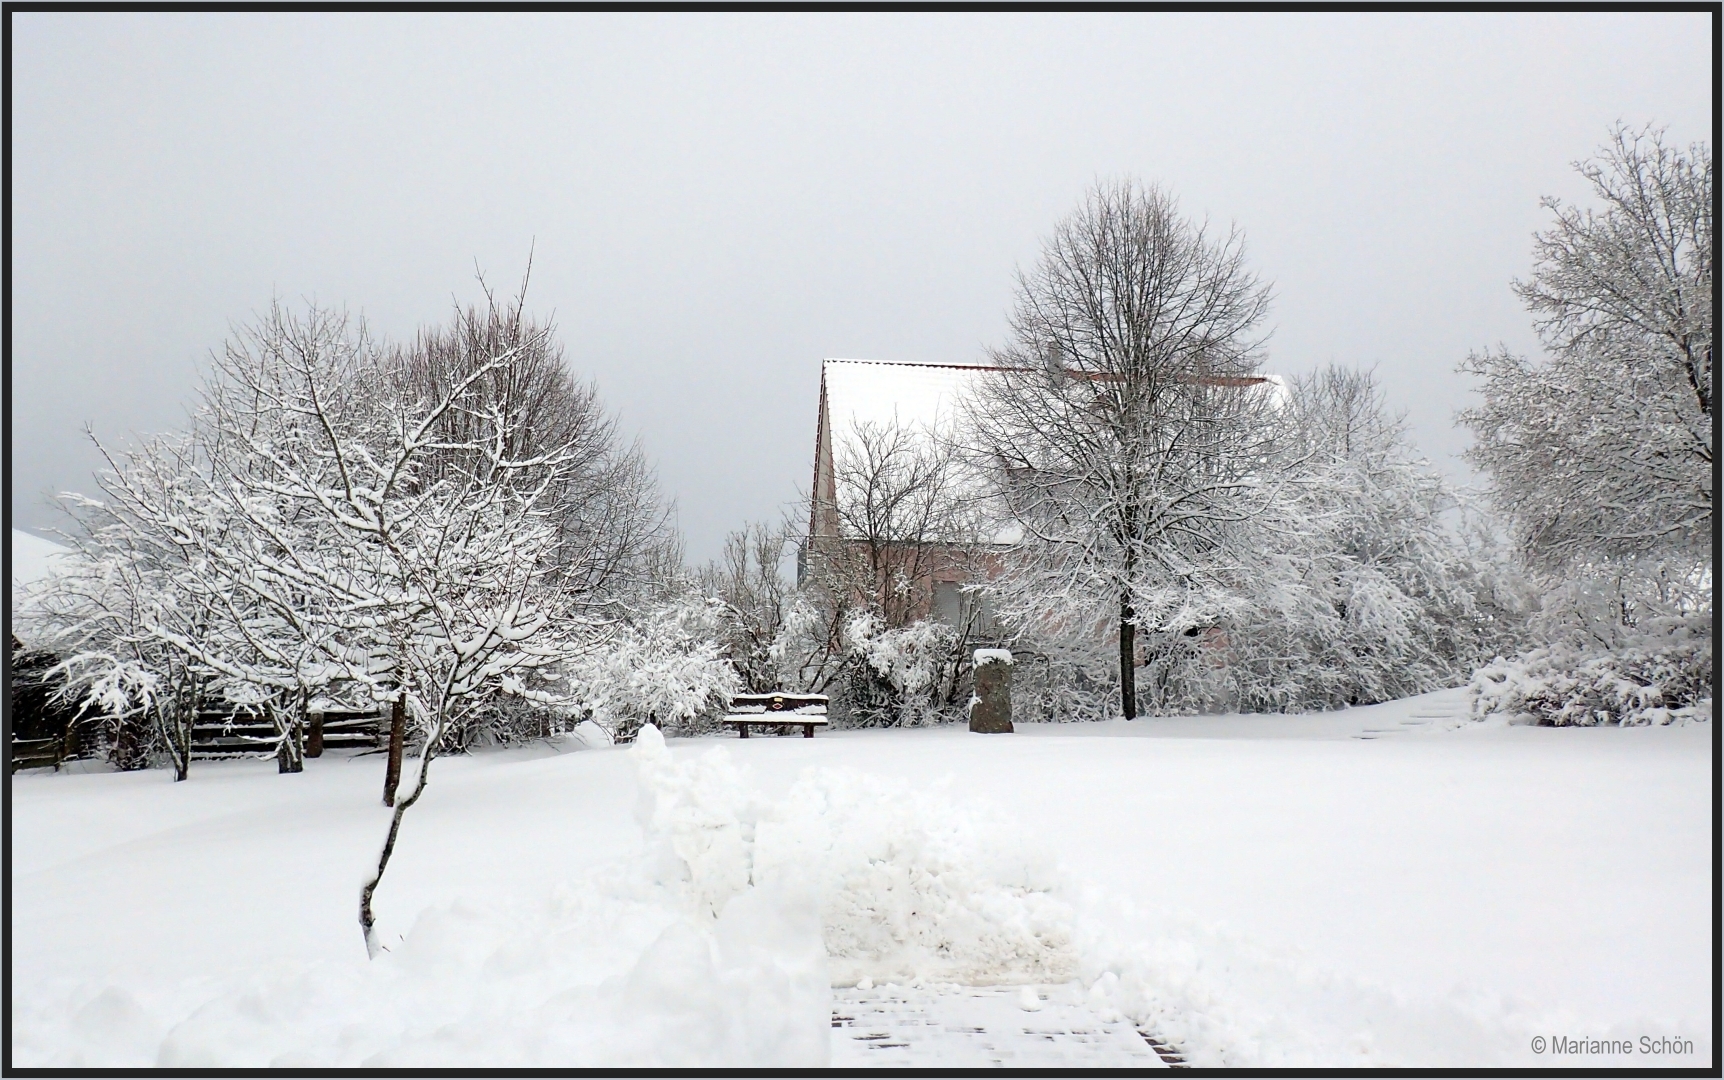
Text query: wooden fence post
383 692 405 807
306 711 324 758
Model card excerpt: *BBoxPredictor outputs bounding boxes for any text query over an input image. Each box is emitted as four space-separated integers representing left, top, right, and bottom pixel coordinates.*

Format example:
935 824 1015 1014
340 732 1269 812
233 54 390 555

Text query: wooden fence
10 708 386 772
191 708 383 760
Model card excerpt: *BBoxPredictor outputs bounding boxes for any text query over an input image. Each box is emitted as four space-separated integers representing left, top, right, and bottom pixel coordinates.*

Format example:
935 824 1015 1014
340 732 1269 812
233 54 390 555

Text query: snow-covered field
10 689 1712 1068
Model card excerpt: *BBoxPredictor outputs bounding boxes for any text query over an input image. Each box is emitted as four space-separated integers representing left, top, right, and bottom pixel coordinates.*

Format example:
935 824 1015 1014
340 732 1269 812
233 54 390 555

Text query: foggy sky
10 12 1712 563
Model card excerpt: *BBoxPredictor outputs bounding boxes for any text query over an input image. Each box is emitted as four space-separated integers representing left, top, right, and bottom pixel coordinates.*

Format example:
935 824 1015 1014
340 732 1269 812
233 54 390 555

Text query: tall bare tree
701 520 799 694
393 275 678 611
967 179 1277 718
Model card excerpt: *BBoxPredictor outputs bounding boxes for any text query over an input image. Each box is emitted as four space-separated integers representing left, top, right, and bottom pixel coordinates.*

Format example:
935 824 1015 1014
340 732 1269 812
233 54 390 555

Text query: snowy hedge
566 597 740 741
835 614 971 727
1467 624 1712 726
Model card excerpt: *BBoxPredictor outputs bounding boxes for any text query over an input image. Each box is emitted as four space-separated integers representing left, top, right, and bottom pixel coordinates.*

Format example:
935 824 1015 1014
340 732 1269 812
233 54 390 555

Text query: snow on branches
1461 125 1712 576
1456 125 1713 729
565 594 740 741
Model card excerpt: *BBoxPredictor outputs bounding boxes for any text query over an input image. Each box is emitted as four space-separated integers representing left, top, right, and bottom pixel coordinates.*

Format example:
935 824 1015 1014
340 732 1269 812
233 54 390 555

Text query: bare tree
966 178 1277 718
393 275 677 613
814 418 978 628
800 417 989 722
1461 125 1712 577
700 520 798 694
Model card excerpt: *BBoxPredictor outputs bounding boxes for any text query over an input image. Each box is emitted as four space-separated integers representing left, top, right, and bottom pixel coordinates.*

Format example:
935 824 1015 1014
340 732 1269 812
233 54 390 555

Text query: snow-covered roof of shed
12 529 69 594
11 529 71 640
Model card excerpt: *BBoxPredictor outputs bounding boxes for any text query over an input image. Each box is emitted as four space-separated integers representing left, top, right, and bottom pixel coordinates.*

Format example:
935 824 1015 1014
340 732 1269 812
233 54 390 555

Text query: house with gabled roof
806 359 1010 635
805 358 1286 647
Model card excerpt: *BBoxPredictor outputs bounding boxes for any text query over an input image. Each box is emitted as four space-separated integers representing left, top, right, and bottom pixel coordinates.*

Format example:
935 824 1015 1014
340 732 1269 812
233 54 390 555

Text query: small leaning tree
187 299 595 957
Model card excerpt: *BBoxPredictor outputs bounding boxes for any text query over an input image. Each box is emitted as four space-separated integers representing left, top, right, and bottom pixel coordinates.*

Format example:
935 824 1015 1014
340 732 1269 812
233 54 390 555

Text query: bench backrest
731 692 829 714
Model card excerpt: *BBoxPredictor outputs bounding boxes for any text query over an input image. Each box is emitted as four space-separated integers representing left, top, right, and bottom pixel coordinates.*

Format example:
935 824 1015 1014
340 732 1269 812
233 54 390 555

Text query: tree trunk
172 719 189 782
1119 593 1138 720
160 702 190 782
361 720 438 959
383 692 405 806
273 699 304 774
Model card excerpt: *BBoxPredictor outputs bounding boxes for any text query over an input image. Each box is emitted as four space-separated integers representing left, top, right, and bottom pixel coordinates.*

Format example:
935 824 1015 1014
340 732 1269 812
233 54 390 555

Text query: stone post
969 649 1013 733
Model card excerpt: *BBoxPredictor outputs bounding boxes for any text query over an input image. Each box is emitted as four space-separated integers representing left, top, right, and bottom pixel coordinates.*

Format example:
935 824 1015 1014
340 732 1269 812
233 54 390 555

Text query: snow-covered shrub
1468 620 1712 726
439 687 577 751
567 596 741 741
976 364 1528 719
1203 368 1532 713
1005 648 1117 724
1522 561 1711 651
835 613 968 727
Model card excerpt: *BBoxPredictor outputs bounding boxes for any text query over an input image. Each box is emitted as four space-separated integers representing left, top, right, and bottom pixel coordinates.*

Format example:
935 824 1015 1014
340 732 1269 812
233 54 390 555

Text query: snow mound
22 872 828 1069
633 725 1076 986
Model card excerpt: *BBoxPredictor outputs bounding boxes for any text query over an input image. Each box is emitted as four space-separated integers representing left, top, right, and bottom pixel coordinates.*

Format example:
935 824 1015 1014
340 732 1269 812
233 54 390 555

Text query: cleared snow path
831 982 1176 1067
1352 686 1467 738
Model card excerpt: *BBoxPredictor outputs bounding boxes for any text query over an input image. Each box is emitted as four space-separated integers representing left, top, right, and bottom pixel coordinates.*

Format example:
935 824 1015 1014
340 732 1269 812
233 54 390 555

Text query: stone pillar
969 649 1013 733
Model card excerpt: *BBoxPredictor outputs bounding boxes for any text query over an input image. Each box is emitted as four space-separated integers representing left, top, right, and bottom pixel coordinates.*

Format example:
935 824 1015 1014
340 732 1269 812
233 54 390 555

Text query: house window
933 581 965 627
933 580 999 638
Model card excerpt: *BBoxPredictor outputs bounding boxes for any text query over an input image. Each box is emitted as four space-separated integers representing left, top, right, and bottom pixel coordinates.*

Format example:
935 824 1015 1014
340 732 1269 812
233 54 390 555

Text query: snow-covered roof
821 359 995 447
814 359 1016 546
11 530 71 640
12 529 69 594
821 360 1285 446
812 359 1281 548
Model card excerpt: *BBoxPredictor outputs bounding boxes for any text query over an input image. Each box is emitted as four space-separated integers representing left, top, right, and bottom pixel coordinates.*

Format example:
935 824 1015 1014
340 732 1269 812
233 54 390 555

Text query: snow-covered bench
723 693 829 738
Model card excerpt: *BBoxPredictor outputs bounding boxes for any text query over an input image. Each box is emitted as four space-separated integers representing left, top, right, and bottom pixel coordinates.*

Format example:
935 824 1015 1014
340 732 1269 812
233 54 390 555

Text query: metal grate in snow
830 981 1177 1068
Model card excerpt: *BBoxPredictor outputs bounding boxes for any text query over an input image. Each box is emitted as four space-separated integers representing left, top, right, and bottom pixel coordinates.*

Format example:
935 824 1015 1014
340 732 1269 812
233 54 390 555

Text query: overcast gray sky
10 12 1712 563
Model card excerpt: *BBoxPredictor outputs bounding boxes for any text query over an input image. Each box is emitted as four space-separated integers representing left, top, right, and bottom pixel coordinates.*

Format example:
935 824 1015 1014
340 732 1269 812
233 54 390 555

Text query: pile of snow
23 877 828 1069
633 724 1074 986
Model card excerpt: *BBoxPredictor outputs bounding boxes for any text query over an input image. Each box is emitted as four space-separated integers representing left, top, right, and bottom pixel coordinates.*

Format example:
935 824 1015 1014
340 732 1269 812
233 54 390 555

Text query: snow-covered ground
10 689 1711 1067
